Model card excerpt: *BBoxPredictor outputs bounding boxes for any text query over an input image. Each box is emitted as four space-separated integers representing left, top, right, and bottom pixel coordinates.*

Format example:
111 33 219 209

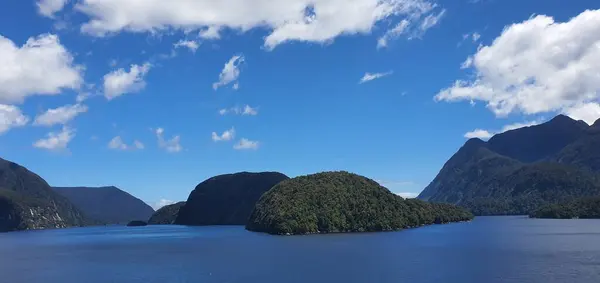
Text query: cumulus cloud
155 128 182 153
359 71 393 84
74 0 440 49
464 120 541 140
104 63 151 100
33 104 87 127
212 127 236 142
174 39 200 53
233 138 259 150
0 105 29 135
37 0 68 18
33 126 75 151
0 33 82 104
213 55 244 90
564 102 600 125
436 10 600 118
218 105 258 116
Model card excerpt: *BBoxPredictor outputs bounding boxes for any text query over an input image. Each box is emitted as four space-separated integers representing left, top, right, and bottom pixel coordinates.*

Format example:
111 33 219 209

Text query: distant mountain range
53 186 155 224
419 115 600 215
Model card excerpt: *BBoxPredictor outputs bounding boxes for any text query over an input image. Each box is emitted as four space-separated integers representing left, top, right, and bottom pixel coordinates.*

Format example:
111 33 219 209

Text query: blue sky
1 0 600 208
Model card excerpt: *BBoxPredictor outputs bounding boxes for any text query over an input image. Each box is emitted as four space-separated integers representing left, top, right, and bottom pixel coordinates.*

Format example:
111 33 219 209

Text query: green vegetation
176 172 289 226
530 197 600 219
148 202 185 225
246 172 473 235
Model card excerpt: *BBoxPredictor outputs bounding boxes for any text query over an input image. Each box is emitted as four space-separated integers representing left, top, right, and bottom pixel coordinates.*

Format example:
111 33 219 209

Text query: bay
1 216 599 283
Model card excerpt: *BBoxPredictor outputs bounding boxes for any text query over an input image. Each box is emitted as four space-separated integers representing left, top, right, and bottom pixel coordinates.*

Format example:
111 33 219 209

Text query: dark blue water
1 216 599 283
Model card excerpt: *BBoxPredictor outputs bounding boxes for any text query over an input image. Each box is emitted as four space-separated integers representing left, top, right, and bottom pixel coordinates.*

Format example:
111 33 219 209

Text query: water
0 216 599 283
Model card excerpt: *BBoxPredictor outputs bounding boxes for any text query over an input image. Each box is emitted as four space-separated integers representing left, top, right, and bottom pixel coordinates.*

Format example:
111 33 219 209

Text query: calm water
1 216 599 283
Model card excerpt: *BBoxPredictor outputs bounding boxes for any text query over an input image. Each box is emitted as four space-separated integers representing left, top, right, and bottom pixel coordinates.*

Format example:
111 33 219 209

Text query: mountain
246 171 473 235
419 115 600 215
0 158 90 232
53 186 155 224
486 115 588 162
148 202 185 225
175 172 289 226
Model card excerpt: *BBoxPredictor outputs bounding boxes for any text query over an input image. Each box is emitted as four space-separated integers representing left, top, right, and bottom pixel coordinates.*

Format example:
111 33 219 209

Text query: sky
1 0 600 209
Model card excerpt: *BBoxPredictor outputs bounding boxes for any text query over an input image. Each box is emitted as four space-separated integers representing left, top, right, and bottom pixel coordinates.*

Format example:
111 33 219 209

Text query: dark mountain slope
176 172 289 225
487 115 588 163
0 158 90 232
247 171 473 235
148 202 185 225
53 186 154 224
418 115 600 215
552 118 600 172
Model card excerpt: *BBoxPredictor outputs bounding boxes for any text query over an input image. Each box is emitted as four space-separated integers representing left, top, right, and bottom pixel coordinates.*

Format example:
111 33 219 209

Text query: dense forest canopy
247 171 473 235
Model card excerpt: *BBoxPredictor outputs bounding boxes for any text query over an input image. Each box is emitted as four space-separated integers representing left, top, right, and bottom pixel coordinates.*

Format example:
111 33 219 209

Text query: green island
246 171 473 235
530 197 600 219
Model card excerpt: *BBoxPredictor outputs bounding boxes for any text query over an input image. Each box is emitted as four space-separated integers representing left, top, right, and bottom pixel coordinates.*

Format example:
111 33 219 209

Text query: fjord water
1 217 599 283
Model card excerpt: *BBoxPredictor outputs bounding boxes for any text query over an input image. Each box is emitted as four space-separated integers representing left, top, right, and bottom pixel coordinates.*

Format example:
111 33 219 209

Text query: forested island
530 197 600 219
246 171 473 235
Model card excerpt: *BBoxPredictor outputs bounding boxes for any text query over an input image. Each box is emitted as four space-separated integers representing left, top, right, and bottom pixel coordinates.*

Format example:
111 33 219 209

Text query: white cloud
104 63 151 100
464 120 541 140
0 33 82 104
471 32 481 42
218 105 258 116
359 71 393 84
174 39 200 53
213 55 244 90
437 10 600 118
212 127 236 142
134 140 145 149
152 199 176 210
464 129 493 139
108 136 128 150
418 9 445 35
75 0 440 49
199 26 221 40
37 0 68 18
396 192 419 198
377 19 410 48
564 102 600 125
233 138 259 150
33 104 87 127
0 105 29 135
33 126 75 151
155 128 182 153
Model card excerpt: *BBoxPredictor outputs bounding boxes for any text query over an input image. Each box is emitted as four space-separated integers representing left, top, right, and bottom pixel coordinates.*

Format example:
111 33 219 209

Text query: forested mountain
419 115 600 215
176 172 289 225
54 186 155 224
0 158 90 232
247 171 473 235
148 202 185 225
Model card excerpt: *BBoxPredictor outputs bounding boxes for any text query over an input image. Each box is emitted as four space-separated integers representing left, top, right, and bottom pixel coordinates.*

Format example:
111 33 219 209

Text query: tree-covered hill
246 171 473 235
530 197 600 219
